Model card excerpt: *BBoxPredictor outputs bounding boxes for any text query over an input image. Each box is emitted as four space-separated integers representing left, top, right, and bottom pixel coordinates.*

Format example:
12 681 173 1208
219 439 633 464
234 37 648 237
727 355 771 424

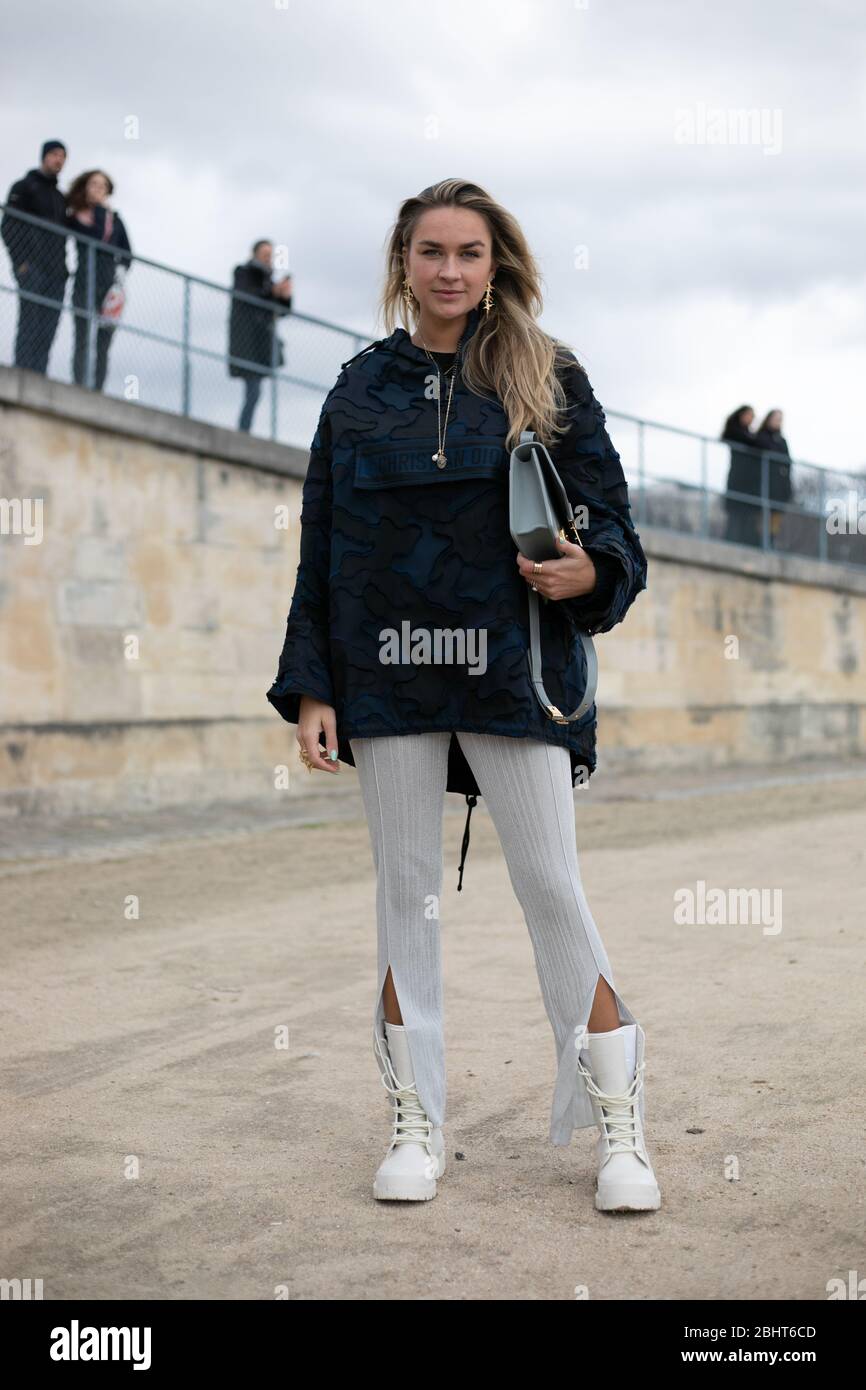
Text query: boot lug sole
595 1185 661 1212
373 1184 438 1202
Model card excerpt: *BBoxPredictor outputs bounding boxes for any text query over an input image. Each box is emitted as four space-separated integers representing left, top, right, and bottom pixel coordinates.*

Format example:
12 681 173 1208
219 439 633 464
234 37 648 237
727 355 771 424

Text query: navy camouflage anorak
266 304 648 885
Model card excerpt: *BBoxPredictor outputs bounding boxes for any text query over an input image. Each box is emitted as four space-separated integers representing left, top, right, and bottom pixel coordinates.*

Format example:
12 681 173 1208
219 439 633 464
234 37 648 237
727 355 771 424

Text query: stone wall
1 366 864 815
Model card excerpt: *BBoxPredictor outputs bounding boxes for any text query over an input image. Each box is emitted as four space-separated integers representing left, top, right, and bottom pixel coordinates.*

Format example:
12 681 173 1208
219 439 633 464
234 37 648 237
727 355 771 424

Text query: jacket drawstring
457 793 478 892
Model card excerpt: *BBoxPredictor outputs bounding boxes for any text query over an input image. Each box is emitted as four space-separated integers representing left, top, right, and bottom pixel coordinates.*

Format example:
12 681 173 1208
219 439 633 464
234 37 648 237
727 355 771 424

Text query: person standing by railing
721 403 760 546
1 139 69 374
65 169 133 392
753 409 792 550
228 240 292 432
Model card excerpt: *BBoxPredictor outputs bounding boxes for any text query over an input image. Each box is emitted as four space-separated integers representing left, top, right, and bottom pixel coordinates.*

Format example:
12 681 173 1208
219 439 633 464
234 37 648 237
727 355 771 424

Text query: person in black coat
65 169 133 391
721 403 760 546
1 140 70 373
753 409 792 549
228 240 292 432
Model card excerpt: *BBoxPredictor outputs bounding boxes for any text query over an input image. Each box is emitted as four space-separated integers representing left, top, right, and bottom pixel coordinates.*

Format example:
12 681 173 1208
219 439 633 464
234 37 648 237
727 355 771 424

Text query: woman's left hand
516 536 597 600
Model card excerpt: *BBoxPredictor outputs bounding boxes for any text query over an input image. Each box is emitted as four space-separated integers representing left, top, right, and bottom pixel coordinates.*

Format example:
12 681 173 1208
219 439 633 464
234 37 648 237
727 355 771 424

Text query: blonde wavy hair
380 178 581 452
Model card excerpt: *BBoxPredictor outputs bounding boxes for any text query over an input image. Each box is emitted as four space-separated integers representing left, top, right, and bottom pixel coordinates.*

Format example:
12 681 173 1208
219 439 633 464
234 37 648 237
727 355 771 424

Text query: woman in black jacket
721 404 760 546
267 179 659 1211
753 409 793 549
66 170 132 392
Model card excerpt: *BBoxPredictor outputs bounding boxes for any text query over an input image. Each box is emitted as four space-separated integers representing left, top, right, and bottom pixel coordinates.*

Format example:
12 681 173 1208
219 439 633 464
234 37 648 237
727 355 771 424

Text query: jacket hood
341 303 481 371
27 167 58 184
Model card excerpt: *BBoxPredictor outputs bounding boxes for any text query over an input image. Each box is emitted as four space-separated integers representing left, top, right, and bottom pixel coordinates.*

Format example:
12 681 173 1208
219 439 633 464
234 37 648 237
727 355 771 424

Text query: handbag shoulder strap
518 430 598 724
527 586 598 723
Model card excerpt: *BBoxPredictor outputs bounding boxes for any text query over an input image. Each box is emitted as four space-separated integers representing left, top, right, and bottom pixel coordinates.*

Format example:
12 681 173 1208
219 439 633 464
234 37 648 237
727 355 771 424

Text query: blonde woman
267 178 660 1212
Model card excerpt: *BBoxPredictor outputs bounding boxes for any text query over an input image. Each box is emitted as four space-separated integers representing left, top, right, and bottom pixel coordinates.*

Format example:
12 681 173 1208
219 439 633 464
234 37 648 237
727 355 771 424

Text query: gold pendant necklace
421 340 459 468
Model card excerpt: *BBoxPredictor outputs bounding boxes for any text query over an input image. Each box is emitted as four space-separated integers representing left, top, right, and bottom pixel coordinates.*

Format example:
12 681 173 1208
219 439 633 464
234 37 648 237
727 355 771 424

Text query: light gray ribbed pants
349 730 645 1147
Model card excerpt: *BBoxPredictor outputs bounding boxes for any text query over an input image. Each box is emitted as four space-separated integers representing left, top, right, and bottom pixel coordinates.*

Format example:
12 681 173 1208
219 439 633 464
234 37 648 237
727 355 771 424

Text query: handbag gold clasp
558 523 584 548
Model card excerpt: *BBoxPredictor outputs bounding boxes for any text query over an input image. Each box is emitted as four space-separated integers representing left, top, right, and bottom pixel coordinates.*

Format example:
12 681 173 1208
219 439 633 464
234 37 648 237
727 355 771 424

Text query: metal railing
2 202 864 569
604 408 866 569
0 202 367 448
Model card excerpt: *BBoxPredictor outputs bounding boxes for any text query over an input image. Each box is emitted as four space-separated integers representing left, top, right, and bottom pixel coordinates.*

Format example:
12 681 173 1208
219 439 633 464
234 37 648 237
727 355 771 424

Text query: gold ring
533 561 543 574
530 582 538 592
298 748 314 771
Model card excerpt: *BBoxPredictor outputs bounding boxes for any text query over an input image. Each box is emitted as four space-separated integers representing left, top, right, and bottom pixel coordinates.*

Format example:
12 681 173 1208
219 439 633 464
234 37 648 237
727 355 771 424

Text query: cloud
1 0 863 467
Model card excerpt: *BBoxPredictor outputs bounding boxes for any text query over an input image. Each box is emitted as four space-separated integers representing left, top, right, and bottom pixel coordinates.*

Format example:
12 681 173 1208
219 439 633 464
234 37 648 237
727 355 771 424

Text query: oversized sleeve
547 355 648 635
266 402 336 723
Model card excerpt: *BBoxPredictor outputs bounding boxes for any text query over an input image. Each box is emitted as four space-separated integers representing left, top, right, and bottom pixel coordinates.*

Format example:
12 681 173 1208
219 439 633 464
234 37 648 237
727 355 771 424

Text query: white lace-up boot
575 1022 661 1212
372 1019 446 1201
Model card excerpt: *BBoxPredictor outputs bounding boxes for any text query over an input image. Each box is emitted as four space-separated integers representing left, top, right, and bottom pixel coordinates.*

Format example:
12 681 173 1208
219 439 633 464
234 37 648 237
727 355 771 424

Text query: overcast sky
2 0 864 469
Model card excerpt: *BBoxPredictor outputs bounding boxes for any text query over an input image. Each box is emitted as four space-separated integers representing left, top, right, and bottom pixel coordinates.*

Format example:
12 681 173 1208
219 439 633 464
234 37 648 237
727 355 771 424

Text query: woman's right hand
296 695 340 774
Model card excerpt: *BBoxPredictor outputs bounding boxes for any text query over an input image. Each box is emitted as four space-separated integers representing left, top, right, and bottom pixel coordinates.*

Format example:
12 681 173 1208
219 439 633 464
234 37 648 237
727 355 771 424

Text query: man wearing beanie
1 140 70 372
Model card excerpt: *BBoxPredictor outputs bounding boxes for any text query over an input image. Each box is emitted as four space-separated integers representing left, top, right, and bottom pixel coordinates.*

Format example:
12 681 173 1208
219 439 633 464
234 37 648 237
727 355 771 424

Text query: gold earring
482 279 494 315
402 276 416 309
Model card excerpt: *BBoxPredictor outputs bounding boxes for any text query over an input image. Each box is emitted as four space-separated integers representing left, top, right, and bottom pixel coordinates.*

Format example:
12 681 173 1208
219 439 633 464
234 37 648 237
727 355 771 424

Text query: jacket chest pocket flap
353 436 507 489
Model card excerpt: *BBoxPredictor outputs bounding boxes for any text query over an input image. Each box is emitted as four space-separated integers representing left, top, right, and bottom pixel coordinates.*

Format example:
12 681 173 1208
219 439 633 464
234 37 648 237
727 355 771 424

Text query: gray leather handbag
508 429 598 724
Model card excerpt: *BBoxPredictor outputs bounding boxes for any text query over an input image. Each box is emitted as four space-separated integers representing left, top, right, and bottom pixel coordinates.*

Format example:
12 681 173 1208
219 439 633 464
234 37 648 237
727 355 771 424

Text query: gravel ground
1 756 864 1300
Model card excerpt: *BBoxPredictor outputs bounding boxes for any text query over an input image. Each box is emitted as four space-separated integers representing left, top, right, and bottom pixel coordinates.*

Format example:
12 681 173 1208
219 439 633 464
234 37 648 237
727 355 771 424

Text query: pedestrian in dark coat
753 409 792 548
1 140 69 373
66 169 133 391
721 404 761 546
227 240 292 431
263 180 663 1200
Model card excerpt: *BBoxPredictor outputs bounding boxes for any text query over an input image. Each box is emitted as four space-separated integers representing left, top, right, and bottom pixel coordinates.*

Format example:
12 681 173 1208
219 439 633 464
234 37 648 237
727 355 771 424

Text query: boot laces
382 1078 433 1146
374 1024 433 1146
581 1059 646 1156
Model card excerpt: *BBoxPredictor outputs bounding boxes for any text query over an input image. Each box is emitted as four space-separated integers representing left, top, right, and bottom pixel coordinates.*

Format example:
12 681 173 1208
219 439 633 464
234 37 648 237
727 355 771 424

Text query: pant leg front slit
454 732 647 1148
350 733 452 1129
